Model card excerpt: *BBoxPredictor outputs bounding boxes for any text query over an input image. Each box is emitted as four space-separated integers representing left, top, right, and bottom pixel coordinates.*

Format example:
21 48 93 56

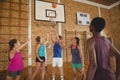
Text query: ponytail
35 36 41 43
9 39 17 51
8 39 17 60
75 37 80 45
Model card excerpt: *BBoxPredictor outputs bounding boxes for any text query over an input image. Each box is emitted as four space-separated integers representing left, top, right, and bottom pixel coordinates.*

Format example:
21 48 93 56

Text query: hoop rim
48 16 57 28
48 13 56 22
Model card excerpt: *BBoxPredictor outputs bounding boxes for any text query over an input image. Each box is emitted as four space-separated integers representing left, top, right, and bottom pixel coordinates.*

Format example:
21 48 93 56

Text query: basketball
52 3 57 8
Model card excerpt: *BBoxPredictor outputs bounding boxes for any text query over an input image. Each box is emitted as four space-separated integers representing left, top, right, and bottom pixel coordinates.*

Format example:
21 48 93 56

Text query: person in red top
86 17 120 80
7 39 29 80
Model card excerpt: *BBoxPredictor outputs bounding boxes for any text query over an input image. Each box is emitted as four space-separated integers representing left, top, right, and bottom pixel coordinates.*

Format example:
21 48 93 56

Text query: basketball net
49 17 57 27
48 11 57 28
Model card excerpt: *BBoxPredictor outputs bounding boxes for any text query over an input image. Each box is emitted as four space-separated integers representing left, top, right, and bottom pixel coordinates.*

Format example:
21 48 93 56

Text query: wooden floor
0 62 88 80
0 59 118 80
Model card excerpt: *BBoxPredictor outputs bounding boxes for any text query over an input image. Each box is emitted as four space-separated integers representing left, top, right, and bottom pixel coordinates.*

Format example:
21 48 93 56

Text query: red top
8 51 24 72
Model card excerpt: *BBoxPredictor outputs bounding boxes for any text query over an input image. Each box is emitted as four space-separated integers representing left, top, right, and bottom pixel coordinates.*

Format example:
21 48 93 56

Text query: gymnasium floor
0 62 88 80
0 59 117 80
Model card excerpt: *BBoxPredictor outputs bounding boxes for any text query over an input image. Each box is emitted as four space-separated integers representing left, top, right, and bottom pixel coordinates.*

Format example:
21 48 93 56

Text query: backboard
34 0 66 23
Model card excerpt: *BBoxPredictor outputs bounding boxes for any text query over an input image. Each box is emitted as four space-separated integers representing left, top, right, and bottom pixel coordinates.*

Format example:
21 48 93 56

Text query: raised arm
15 39 30 51
86 38 97 80
9 39 30 59
55 31 59 41
51 30 57 43
60 40 66 49
105 38 120 56
44 33 49 45
109 42 120 56
51 34 55 43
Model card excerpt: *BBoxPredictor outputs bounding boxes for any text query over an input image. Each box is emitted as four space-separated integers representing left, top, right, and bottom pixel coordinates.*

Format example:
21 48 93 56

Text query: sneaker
52 75 55 80
52 77 55 80
60 76 64 80
60 78 64 80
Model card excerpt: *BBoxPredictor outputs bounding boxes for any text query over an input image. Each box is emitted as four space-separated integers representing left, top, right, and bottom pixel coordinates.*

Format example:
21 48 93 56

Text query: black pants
36 56 45 63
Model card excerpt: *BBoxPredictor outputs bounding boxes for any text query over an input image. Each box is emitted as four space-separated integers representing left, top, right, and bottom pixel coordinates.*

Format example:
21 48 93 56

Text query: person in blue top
51 30 65 80
31 33 49 80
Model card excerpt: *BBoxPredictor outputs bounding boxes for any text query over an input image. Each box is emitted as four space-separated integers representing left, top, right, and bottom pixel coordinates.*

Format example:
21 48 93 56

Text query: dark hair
58 35 62 40
75 37 80 45
35 36 40 43
9 39 17 51
91 17 106 32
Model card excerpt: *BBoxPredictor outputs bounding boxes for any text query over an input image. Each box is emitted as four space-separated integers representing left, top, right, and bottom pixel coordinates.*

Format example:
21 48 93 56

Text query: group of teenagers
6 17 120 80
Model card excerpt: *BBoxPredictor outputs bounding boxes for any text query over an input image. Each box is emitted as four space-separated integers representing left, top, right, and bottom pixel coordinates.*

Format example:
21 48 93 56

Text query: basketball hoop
49 17 57 28
48 12 57 27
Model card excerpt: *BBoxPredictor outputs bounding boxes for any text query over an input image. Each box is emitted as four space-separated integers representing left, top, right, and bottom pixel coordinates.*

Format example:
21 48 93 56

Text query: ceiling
88 0 120 6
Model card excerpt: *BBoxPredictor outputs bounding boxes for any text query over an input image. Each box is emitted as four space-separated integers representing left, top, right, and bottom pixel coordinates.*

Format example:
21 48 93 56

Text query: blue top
53 42 62 58
38 44 45 57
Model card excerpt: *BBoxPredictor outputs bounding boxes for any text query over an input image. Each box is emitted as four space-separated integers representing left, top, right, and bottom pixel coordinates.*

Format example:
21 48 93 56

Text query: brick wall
0 0 119 70
109 6 120 50
0 0 28 70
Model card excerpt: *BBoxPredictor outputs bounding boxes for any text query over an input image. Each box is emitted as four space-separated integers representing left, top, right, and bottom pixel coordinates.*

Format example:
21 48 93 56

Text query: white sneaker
52 77 55 80
61 78 64 80
52 75 55 80
60 76 64 80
